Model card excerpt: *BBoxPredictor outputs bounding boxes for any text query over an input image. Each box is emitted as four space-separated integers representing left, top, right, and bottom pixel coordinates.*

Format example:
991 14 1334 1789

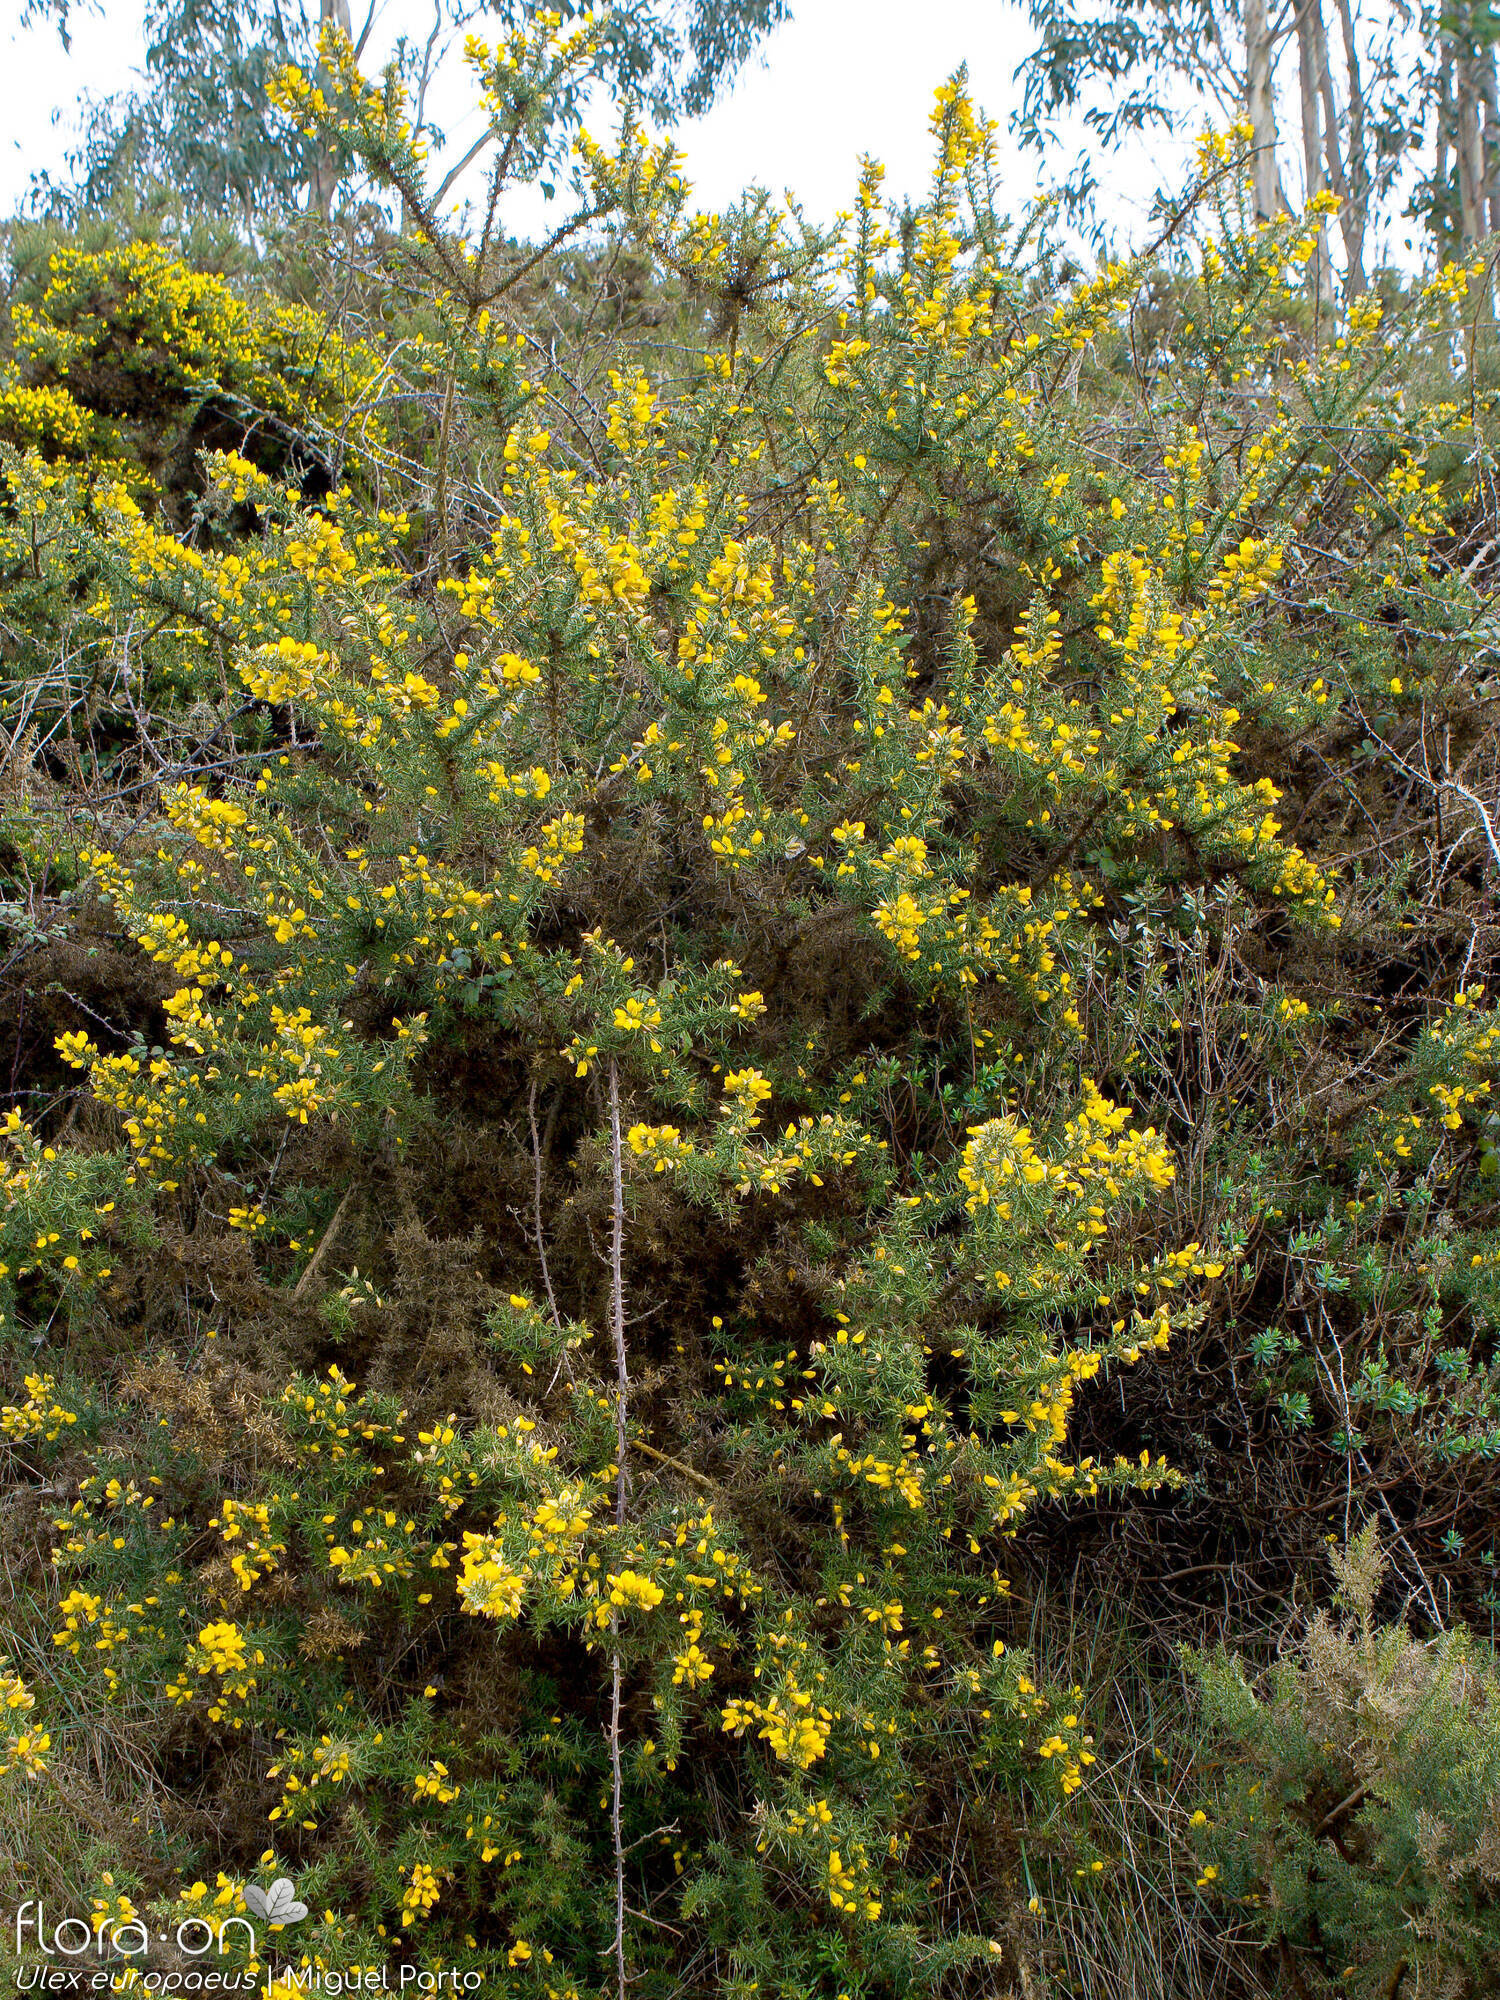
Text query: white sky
0 0 1199 238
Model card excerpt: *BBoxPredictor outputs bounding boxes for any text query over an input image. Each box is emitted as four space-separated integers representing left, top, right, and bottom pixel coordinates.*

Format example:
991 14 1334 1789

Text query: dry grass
1026 1592 1275 2000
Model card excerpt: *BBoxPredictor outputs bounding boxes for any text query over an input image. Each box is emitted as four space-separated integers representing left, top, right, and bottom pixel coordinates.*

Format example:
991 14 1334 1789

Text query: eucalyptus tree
19 0 788 228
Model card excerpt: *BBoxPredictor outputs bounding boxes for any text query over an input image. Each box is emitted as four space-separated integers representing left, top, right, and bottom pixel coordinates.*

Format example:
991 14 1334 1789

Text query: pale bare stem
434 366 457 580
528 1080 563 1329
1313 1305 1445 1629
430 128 499 211
408 0 445 146
1443 773 1500 879
1357 707 1500 879
528 1080 575 1400
607 1057 629 2000
634 1440 716 1492
292 1184 356 1301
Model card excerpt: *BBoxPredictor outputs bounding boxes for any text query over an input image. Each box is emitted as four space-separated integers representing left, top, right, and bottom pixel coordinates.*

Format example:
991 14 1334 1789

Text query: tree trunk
1332 0 1370 293
1307 0 1364 295
1245 0 1280 220
1437 40 1455 260
1295 0 1330 284
1457 45 1485 247
308 0 354 218
1480 46 1500 234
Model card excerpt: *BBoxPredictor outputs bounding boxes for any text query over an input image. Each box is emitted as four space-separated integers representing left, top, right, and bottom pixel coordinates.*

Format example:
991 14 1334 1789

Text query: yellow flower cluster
0 1662 49 1780
1 1373 79 1444
400 1863 443 1925
722 1678 833 1768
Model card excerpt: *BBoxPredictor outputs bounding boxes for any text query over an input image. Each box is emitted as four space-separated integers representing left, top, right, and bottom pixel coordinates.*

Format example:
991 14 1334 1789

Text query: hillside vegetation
6 23 1500 2000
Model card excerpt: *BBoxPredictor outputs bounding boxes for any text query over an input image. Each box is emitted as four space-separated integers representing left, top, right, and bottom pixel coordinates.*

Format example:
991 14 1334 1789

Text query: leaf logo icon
242 1879 309 1925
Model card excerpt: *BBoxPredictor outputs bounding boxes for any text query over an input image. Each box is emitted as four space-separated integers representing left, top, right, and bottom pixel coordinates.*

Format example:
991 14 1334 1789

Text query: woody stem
607 1058 629 2000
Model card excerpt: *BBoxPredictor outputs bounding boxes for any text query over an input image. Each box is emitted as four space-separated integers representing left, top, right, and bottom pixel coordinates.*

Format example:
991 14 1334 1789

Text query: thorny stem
608 1635 627 2000
608 1062 629 1525
433 364 457 581
607 1058 629 2000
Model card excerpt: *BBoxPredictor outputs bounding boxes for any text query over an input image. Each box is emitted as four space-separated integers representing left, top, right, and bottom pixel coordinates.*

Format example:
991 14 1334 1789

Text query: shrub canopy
6 27 1500 2000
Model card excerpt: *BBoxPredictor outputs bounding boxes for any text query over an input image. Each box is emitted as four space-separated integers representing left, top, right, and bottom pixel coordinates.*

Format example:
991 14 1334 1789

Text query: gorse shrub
1188 1525 1500 1999
4 17 1500 1998
0 237 384 492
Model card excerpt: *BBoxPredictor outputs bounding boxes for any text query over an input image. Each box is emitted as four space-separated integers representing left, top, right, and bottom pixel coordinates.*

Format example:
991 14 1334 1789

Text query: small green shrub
1187 1525 1500 1998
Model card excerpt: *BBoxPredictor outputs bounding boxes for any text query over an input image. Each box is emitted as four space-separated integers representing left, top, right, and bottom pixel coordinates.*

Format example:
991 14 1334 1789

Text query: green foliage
1187 1525 1500 1998
0 231 385 496
25 0 789 226
6 38 1500 2000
